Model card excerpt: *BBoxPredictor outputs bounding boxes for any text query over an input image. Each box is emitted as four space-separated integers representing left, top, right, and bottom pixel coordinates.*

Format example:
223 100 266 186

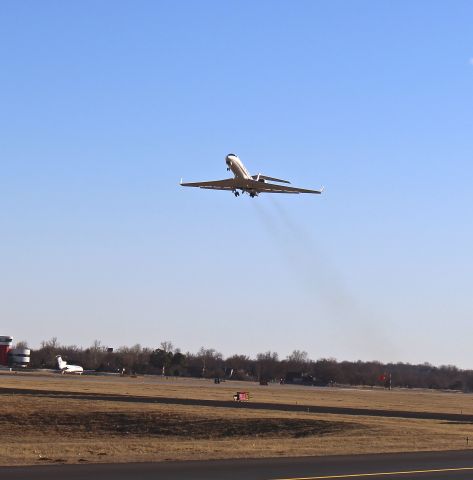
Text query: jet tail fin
56 355 67 370
252 174 291 184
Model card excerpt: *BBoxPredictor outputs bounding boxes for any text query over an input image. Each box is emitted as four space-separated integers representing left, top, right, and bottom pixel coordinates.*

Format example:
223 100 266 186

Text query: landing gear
249 192 256 198
233 190 240 197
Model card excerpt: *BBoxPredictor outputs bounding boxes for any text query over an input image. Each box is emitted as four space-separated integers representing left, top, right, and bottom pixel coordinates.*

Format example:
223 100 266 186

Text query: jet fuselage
226 154 252 180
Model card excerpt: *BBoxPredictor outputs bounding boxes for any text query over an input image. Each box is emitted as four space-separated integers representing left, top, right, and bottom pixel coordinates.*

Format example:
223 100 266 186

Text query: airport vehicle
180 153 324 197
56 355 83 374
233 391 250 402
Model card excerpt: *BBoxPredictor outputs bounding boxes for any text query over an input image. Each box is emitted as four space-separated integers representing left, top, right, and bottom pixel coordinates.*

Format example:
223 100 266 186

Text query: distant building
9 348 31 367
0 336 30 368
285 371 316 386
0 336 13 366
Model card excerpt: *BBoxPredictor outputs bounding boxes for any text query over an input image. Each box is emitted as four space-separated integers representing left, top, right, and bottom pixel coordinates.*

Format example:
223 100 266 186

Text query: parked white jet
56 355 83 375
180 153 323 197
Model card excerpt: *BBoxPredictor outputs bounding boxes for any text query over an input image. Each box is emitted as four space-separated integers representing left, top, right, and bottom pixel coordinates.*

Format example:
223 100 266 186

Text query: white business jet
56 355 84 375
180 153 323 197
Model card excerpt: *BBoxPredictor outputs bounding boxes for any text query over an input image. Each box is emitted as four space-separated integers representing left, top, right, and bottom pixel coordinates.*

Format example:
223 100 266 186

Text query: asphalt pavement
2 450 473 480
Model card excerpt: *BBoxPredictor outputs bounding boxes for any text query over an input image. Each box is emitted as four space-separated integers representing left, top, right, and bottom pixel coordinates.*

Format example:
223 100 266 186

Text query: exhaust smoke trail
259 196 397 361
250 198 280 237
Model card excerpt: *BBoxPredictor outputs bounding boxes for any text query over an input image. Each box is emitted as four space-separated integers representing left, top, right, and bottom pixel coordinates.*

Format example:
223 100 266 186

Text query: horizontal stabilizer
252 174 291 184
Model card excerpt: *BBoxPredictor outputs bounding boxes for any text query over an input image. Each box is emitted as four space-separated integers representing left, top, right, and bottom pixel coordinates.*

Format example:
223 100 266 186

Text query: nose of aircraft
226 154 237 172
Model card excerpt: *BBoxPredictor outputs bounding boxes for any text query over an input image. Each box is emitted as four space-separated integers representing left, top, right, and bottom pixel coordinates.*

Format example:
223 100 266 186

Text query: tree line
19 338 473 392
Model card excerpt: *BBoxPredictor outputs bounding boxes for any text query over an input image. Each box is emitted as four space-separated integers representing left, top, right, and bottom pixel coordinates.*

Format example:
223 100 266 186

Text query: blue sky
1 1 472 366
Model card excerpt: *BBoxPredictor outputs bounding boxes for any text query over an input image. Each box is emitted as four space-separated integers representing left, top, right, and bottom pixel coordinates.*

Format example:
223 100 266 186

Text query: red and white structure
0 336 13 366
0 336 31 368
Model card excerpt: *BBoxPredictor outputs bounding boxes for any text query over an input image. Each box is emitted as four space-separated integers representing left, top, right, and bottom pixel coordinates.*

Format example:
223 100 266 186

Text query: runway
2 450 473 480
2 386 473 423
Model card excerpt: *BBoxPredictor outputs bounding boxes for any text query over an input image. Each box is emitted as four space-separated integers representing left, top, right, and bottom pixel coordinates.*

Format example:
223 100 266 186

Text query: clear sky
1 1 472 367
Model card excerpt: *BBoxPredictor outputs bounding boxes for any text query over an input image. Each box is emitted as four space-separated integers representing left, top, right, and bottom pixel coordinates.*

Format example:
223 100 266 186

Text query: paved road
2 450 473 480
1 386 473 423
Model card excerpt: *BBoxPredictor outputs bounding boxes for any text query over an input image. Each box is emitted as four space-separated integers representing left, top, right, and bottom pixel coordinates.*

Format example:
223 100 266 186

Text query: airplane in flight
180 153 323 197
56 355 84 375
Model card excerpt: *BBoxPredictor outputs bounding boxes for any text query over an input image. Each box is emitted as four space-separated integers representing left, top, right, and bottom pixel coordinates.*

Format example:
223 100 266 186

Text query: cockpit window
228 153 236 157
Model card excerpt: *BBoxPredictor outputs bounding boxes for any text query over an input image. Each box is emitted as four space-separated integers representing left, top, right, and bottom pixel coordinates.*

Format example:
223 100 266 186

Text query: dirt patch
0 411 359 439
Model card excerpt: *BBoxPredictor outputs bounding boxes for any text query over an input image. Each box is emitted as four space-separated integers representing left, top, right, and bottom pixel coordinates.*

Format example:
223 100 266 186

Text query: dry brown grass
1 371 473 466
1 370 472 415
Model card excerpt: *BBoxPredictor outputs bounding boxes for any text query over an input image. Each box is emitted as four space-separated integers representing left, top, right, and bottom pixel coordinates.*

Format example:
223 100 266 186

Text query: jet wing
180 178 323 195
180 178 241 191
254 181 323 194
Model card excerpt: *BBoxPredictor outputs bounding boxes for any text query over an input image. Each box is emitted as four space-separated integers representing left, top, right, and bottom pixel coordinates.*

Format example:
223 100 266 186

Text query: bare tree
160 341 174 353
256 351 280 381
41 337 58 349
287 350 309 364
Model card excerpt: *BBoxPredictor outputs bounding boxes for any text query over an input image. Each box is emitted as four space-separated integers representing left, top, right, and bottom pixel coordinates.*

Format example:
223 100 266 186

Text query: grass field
2 370 473 415
1 371 473 465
